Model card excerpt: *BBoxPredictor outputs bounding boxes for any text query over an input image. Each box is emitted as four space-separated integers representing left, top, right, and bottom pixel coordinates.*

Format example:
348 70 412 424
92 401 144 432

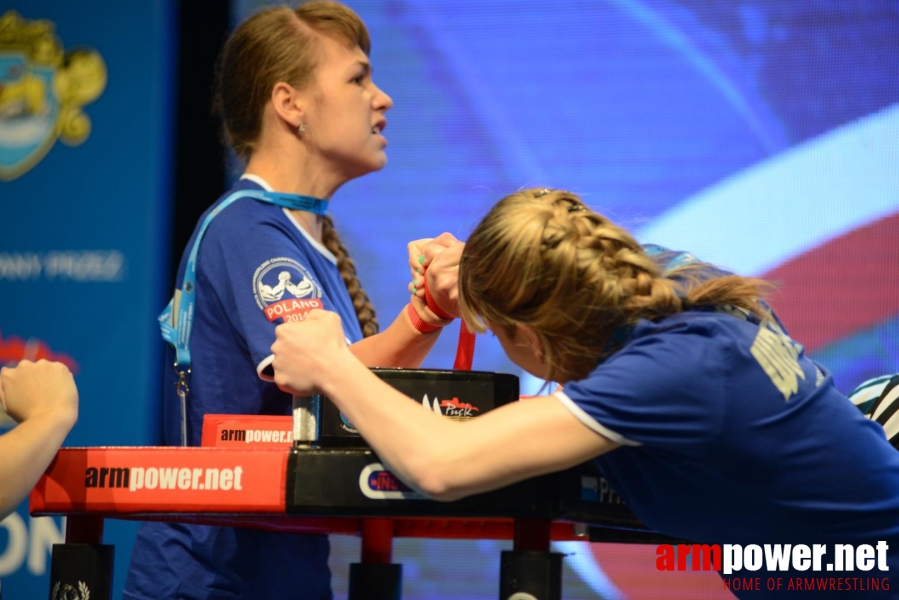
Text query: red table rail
31 430 671 599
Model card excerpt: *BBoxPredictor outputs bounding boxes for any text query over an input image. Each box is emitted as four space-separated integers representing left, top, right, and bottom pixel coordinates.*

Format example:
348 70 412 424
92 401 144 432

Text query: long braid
460 188 773 383
550 201 684 321
536 194 686 378
320 216 379 337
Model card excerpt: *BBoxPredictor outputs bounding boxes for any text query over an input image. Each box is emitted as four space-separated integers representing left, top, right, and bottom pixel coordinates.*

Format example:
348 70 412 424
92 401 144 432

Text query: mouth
372 120 387 135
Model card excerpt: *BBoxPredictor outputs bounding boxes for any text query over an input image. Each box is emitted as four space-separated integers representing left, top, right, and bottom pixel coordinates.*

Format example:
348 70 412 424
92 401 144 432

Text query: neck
245 150 336 244
245 148 343 200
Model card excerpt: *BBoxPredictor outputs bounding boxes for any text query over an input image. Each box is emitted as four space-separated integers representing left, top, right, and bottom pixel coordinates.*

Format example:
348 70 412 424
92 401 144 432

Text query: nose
372 83 393 111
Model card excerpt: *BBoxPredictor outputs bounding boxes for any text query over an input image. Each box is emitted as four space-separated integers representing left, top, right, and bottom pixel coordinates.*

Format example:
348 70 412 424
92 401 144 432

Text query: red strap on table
422 272 475 371
453 323 475 371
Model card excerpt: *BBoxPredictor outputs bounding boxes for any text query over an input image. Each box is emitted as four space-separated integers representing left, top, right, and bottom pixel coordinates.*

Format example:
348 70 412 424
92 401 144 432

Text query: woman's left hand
272 310 349 395
407 232 464 318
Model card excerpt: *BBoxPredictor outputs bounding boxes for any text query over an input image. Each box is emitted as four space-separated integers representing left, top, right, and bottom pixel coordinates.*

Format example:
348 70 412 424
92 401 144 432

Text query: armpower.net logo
32 448 287 513
84 465 243 492
656 542 891 593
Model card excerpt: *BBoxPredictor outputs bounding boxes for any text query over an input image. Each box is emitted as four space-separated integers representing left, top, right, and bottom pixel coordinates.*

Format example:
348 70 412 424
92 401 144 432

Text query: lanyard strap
159 190 329 372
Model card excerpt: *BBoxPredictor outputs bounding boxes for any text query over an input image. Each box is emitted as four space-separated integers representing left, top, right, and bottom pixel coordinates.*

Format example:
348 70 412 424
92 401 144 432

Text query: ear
270 81 307 129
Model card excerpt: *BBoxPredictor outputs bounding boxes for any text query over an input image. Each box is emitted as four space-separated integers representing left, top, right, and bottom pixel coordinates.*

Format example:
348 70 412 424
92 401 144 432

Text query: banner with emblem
0 3 174 599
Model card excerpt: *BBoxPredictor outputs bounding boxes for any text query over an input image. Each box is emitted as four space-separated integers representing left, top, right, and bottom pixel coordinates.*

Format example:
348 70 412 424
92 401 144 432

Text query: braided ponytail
460 188 773 383
320 216 379 338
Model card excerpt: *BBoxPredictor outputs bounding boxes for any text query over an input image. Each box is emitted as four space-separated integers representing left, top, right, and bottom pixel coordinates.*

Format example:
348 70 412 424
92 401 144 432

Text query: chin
361 151 388 172
343 160 385 181
364 161 387 177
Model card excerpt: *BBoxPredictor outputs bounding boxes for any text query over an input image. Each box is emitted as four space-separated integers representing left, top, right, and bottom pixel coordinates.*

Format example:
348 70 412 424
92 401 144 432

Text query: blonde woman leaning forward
272 188 899 599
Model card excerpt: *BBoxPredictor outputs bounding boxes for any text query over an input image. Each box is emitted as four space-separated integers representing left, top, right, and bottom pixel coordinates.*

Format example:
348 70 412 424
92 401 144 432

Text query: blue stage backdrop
0 0 896 598
230 1 899 598
0 3 174 598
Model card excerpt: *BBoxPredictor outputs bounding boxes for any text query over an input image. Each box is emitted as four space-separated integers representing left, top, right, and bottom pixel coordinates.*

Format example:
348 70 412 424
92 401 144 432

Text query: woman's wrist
406 297 452 333
320 347 368 400
423 277 455 319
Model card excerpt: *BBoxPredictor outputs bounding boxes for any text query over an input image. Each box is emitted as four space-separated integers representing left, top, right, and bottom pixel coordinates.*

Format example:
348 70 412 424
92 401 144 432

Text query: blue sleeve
557 324 727 454
195 201 334 370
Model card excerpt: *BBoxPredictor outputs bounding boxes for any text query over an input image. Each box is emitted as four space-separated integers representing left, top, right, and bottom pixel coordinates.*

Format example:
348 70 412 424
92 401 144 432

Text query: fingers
273 380 303 396
407 232 460 274
419 240 464 317
420 232 460 267
272 309 335 350
407 234 465 302
429 240 464 271
407 241 428 296
0 360 78 424
407 238 431 276
303 308 329 322
270 310 346 396
271 325 315 396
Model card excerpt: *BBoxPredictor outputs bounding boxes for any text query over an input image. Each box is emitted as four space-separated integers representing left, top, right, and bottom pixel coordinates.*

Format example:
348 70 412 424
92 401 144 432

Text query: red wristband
406 302 441 333
423 276 455 320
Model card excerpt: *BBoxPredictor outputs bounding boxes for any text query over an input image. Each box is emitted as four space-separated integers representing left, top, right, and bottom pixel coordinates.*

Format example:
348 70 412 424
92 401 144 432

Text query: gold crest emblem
0 10 106 181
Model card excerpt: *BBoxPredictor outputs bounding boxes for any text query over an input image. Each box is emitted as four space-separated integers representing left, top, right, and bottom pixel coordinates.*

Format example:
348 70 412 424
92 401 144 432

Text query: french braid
460 189 772 382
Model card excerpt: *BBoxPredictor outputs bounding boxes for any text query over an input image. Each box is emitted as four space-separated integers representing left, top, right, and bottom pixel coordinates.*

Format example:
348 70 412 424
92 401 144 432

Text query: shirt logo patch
252 257 323 322
750 326 806 401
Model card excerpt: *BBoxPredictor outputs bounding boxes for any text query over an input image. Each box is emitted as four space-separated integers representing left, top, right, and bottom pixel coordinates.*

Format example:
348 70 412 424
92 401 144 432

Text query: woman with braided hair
124 3 457 599
272 188 899 598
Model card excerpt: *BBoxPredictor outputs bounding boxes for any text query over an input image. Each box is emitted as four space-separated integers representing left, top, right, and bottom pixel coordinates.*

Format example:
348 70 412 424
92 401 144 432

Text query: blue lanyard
160 189 328 446
158 189 329 373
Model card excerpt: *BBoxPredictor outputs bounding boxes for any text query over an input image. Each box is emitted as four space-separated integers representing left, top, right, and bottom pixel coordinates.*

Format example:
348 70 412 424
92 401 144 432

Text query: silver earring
298 123 306 135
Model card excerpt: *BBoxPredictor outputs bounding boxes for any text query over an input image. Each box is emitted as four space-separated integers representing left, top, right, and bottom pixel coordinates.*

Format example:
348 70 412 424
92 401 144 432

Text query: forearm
272 313 612 501
349 303 445 368
318 350 465 495
315 352 605 501
0 412 75 519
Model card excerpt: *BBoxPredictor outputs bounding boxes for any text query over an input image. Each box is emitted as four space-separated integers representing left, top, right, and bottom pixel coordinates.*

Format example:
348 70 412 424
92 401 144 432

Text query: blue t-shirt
125 179 361 599
556 310 899 597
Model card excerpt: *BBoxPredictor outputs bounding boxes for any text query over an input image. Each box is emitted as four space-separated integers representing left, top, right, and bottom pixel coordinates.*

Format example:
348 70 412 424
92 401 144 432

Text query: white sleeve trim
553 390 641 447
257 354 275 381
